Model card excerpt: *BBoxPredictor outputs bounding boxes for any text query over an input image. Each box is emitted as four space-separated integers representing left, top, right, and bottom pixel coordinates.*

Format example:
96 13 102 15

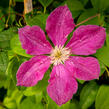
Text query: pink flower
16 5 106 105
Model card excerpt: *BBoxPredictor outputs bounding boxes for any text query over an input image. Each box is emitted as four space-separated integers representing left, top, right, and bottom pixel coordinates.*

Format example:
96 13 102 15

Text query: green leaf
57 102 70 109
0 106 4 109
91 0 109 12
7 80 16 96
62 0 84 18
106 33 109 47
70 100 80 109
23 87 40 96
77 79 85 84
7 57 19 84
94 46 109 66
66 0 84 11
9 56 28 86
10 35 32 58
80 81 99 109
38 0 53 8
8 7 16 25
95 85 109 109
77 8 100 25
19 97 43 109
25 14 48 30
99 61 105 76
71 11 81 19
4 88 23 109
0 27 17 48
35 92 43 103
0 74 7 88
11 89 23 108
0 12 5 31
3 97 17 109
0 27 17 42
8 50 15 60
0 51 9 73
0 41 10 49
79 0 89 6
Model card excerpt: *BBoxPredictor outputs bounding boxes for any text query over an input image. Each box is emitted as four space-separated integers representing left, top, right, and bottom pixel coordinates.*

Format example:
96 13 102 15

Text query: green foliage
10 35 32 58
77 9 102 25
3 97 17 109
3 88 23 109
95 85 109 109
69 100 80 109
79 81 99 109
79 0 89 6
38 0 53 8
0 51 9 73
91 0 109 12
77 79 85 84
25 14 48 30
65 0 84 18
0 27 17 49
106 33 109 46
66 0 84 11
0 10 5 31
99 61 105 76
19 97 44 109
7 57 19 84
94 46 109 67
0 0 109 109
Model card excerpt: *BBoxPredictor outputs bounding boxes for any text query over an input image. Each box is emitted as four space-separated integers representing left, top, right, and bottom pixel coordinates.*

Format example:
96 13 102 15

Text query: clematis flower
16 5 106 105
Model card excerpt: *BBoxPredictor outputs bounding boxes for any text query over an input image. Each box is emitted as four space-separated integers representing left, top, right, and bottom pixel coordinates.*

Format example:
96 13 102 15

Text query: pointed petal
46 5 75 46
47 64 78 105
66 25 106 55
16 56 51 87
65 56 100 80
19 25 52 55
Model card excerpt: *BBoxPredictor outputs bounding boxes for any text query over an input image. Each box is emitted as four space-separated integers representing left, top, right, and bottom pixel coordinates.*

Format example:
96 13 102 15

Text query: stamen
50 45 71 65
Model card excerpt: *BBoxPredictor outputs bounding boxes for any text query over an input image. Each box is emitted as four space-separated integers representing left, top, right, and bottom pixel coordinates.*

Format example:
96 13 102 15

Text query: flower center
50 46 71 65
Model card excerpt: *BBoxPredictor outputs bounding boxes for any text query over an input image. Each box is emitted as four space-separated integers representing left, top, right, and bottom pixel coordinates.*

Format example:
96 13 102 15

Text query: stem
44 7 46 14
76 13 100 27
0 13 24 20
6 0 11 28
24 0 33 14
19 17 23 27
14 54 20 61
105 67 109 77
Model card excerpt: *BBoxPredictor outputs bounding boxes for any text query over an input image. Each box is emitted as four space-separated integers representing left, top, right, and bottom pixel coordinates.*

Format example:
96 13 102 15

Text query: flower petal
65 56 100 80
19 25 52 55
66 25 106 55
16 56 51 87
47 64 78 105
46 5 75 46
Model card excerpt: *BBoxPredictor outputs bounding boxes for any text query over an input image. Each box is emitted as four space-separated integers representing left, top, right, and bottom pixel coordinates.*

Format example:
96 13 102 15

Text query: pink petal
16 56 51 87
47 64 78 105
46 5 75 46
66 25 106 55
19 25 52 55
65 56 100 81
